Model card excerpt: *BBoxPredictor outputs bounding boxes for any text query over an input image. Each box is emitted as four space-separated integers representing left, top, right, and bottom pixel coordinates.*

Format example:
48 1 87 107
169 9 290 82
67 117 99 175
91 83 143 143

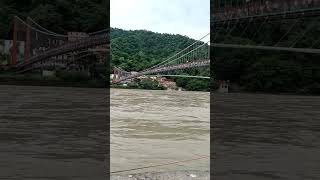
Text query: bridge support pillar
25 18 31 62
11 16 18 66
113 67 116 82
117 68 120 81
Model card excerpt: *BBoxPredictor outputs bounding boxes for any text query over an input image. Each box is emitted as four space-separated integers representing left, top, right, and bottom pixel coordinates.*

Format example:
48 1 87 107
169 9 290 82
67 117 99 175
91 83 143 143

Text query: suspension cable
15 16 67 37
27 17 66 37
274 18 301 47
212 20 227 42
250 16 269 43
161 41 210 67
28 16 108 37
88 29 109 36
225 19 240 37
144 33 210 71
290 17 316 48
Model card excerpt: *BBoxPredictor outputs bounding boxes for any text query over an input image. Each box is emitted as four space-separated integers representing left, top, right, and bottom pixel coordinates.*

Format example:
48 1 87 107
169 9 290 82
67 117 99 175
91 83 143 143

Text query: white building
218 80 229 93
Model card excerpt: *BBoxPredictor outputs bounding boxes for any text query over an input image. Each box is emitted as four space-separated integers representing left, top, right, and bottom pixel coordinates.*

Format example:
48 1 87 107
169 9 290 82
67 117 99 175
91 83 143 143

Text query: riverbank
111 170 210 180
222 87 320 96
225 82 320 96
212 83 320 96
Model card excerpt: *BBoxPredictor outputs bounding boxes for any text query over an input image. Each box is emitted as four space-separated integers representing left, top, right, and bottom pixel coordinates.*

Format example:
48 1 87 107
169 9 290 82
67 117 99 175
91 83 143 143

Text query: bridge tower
112 67 118 82
24 18 31 62
10 16 18 66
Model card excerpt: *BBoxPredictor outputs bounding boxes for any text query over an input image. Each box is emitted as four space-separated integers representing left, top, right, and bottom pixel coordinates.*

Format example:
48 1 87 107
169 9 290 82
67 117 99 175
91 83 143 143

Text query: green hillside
110 28 210 91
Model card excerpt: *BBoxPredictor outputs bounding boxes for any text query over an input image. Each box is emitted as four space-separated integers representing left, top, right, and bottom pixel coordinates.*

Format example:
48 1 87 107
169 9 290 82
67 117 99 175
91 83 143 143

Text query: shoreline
0 81 107 88
0 76 107 88
110 85 210 92
111 170 210 180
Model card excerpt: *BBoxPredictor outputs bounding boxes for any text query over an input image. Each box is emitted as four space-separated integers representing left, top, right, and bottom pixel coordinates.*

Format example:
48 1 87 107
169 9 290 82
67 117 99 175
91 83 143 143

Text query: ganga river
0 85 108 180
3 85 317 179
110 89 210 175
212 93 320 180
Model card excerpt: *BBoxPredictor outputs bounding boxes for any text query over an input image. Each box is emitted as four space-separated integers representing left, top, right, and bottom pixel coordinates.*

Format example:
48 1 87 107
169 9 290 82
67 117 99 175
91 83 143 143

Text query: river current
111 89 210 174
1 85 318 179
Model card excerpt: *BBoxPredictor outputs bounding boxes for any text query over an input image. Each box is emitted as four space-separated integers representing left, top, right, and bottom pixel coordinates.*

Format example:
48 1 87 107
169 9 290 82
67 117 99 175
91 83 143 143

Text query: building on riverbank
217 80 229 93
157 77 178 90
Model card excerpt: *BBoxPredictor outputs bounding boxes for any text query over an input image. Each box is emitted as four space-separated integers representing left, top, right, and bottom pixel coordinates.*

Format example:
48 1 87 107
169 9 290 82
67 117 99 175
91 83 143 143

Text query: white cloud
110 0 210 41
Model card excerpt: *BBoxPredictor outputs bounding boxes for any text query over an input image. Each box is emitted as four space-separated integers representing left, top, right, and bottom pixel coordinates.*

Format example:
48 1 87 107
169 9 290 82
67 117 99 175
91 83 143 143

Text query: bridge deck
114 60 210 84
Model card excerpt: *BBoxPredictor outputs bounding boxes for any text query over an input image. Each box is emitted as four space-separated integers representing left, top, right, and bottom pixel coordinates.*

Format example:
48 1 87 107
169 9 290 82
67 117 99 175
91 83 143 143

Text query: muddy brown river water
212 93 320 180
110 89 210 175
0 85 108 180
1 85 319 180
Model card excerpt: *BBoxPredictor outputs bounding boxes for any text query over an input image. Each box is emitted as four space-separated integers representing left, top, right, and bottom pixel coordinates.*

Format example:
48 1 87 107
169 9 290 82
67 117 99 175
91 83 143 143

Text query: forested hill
110 28 210 91
110 28 197 72
0 0 108 38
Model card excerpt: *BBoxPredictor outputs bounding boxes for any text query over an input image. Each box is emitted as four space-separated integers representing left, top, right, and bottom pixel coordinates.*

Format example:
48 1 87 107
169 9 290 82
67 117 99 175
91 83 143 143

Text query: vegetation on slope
110 28 210 91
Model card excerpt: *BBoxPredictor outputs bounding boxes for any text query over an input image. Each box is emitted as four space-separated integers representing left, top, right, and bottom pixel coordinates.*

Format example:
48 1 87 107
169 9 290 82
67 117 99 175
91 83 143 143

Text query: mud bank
111 170 210 180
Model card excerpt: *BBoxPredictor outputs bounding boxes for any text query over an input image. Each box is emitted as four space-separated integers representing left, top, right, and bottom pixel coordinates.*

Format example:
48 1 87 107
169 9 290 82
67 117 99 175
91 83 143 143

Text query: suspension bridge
0 16 108 75
210 0 320 91
211 0 320 53
112 33 210 84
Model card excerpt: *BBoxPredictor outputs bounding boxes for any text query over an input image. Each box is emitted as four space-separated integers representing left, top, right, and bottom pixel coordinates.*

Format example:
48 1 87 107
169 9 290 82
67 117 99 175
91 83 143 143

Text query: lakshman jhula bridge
0 16 108 76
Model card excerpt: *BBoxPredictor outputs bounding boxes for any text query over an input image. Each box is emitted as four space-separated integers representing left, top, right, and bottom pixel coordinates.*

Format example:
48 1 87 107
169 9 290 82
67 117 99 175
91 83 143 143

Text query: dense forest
111 28 197 71
0 0 108 38
110 28 210 91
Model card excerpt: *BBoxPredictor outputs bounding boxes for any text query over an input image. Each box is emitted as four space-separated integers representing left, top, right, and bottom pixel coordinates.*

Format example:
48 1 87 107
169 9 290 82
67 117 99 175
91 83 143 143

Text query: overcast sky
110 0 210 41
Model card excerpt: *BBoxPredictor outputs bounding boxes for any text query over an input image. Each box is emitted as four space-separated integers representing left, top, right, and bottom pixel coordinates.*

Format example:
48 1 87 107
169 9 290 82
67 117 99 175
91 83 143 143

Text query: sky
110 0 210 42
